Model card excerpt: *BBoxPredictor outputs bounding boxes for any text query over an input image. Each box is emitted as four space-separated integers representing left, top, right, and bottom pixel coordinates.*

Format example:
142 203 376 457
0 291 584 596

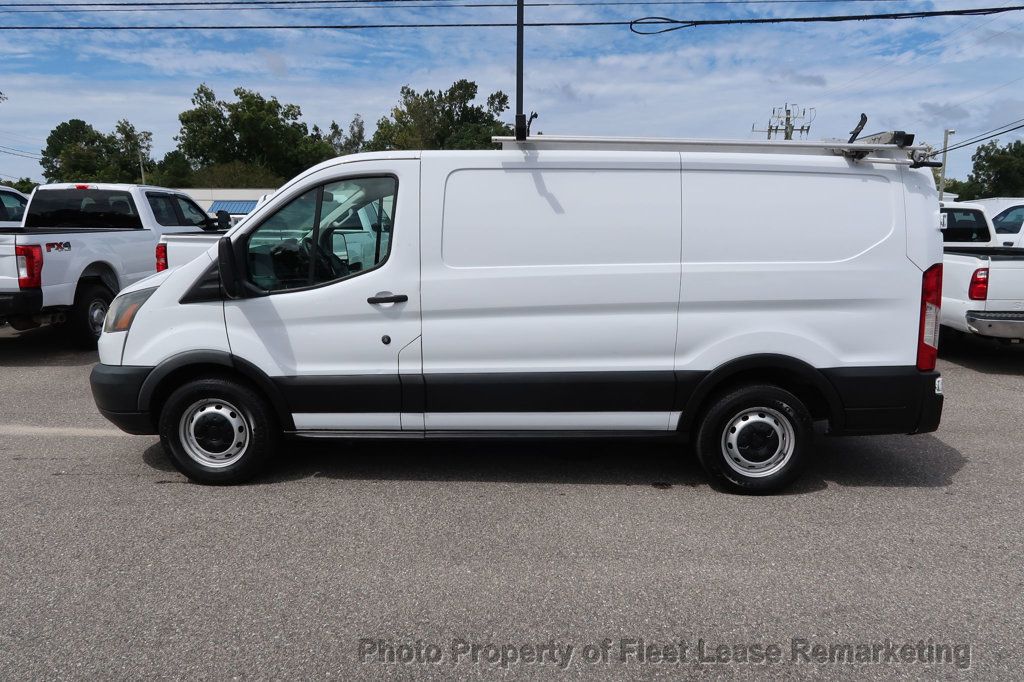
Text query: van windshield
25 189 142 229
941 209 990 243
993 206 1024 235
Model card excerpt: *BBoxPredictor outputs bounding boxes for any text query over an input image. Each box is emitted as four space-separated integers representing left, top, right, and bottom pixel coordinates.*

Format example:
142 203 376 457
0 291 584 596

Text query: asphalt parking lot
0 328 1021 678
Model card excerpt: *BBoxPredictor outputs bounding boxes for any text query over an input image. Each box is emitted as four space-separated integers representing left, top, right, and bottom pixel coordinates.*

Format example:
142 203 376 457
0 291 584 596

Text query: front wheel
695 385 812 493
158 377 279 484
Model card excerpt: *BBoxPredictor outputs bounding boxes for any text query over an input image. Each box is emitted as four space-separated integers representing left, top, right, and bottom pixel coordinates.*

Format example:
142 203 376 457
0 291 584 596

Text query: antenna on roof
514 0 527 141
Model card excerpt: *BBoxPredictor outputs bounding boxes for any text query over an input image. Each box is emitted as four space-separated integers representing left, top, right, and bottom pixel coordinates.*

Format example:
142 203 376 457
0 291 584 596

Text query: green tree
190 161 284 189
367 79 513 151
321 114 366 156
176 84 335 179
940 139 1024 201
149 150 195 187
40 118 152 183
8 177 37 194
964 140 1024 198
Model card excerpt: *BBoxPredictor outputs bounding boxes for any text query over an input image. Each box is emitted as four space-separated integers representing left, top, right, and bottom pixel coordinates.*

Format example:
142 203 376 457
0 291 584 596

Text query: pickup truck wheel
695 385 812 494
158 377 279 484
70 283 112 348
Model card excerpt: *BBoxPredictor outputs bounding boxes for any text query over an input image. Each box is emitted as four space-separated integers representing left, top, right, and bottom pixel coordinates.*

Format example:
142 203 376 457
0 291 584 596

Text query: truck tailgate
0 234 18 292
987 256 1024 310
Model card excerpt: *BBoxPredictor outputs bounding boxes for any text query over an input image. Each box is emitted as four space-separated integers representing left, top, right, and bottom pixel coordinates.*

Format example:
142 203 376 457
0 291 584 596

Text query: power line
629 4 1024 33
0 144 41 157
815 4 1015 107
935 119 1024 156
0 0 936 11
0 0 929 6
1 3 1020 28
0 147 43 160
818 16 1023 110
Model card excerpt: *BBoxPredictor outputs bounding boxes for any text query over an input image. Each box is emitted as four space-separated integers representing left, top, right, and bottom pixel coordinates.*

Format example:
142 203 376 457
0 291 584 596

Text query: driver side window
246 187 318 291
245 176 397 293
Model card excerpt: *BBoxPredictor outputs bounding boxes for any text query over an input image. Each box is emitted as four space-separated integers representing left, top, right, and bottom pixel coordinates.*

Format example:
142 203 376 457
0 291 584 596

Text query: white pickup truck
0 183 227 345
941 201 1024 342
157 192 272 273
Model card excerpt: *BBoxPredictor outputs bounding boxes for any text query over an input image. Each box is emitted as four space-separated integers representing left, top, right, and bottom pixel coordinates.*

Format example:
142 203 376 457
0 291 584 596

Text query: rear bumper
965 311 1024 339
90 364 156 435
823 367 943 436
0 289 42 318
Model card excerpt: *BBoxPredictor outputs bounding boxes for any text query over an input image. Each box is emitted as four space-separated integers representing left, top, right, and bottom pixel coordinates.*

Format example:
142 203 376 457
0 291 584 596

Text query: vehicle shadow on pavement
142 432 966 494
939 332 1024 375
0 326 96 367
793 434 965 493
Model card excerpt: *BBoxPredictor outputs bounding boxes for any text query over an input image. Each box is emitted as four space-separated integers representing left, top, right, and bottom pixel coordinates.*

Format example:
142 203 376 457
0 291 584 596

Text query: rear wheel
158 377 279 484
70 282 112 348
695 384 812 493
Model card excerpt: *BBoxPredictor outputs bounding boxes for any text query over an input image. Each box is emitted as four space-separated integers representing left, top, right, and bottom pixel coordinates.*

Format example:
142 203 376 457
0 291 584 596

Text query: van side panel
902 166 944 271
677 153 918 372
419 151 682 430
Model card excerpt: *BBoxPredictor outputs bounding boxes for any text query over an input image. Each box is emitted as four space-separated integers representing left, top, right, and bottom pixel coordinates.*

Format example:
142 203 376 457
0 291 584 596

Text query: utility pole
138 147 147 185
514 0 526 141
938 128 955 201
752 104 815 140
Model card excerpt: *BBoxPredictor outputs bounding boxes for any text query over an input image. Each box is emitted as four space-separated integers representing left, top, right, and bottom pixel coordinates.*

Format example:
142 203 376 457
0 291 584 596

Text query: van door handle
367 293 408 305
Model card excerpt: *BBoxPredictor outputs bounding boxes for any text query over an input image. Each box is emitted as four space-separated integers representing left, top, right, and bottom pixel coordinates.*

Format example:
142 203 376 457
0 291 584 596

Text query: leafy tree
367 79 513 151
964 140 1024 199
7 177 37 194
176 84 335 179
149 150 195 187
40 118 152 183
940 139 1024 201
190 161 284 189
321 114 366 156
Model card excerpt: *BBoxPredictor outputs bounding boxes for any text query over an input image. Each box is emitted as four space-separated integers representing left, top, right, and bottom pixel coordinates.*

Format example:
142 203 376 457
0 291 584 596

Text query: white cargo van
90 135 944 492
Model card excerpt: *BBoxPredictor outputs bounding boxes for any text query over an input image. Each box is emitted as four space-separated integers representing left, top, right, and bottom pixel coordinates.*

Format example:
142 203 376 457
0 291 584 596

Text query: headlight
104 287 157 333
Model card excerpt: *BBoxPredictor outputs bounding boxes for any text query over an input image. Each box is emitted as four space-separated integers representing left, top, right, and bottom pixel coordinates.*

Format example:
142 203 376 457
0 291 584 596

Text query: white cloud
1 2 1023 182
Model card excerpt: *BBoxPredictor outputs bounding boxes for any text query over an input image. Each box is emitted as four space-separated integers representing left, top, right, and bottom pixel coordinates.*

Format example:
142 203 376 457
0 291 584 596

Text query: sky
0 0 1022 185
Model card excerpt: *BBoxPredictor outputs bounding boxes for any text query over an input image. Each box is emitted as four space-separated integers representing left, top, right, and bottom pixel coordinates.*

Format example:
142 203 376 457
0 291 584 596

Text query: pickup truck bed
942 246 1024 340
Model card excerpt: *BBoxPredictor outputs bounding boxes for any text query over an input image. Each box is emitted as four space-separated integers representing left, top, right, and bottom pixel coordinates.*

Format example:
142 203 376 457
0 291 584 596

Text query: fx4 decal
45 242 71 253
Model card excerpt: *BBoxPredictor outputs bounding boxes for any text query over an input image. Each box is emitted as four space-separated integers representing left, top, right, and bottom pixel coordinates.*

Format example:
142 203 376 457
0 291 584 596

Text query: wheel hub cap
178 399 250 468
721 407 796 478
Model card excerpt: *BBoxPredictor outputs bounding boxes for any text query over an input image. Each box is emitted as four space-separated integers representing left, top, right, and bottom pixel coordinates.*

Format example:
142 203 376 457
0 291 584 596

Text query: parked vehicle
939 201 999 247
156 194 276 273
973 198 1024 248
0 185 28 230
939 200 1024 342
0 183 227 345
90 134 944 492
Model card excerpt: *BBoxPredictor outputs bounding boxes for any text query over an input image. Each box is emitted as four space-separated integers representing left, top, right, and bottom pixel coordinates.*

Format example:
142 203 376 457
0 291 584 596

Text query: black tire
695 384 812 494
70 282 113 349
158 376 279 484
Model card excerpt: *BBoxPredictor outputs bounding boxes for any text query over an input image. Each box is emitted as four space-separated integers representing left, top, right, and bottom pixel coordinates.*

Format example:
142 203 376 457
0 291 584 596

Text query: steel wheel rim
88 299 108 336
178 399 251 468
720 406 795 478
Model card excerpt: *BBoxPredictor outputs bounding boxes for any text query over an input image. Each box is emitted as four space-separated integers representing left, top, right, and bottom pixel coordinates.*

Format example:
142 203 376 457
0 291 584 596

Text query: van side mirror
216 210 231 230
939 213 948 231
217 236 242 299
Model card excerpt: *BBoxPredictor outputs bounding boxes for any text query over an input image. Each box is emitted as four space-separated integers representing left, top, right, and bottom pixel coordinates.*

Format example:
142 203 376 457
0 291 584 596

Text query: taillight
15 244 43 289
155 242 168 272
968 268 989 301
917 263 942 371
